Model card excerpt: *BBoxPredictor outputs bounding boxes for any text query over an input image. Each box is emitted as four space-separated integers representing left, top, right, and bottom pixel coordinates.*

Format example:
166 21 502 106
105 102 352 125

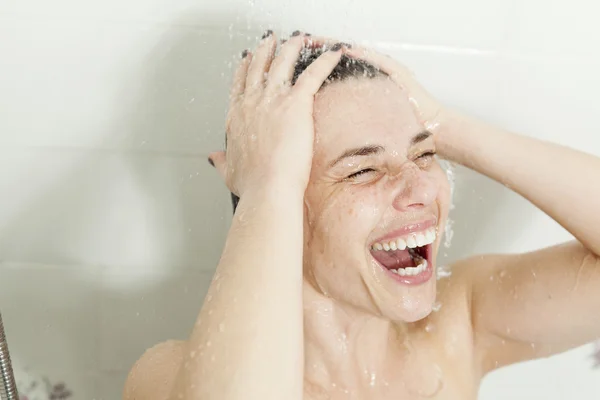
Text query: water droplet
425 323 434 333
190 350 197 358
443 219 454 249
432 302 442 312
206 341 212 347
499 270 507 278
437 265 452 279
219 323 225 332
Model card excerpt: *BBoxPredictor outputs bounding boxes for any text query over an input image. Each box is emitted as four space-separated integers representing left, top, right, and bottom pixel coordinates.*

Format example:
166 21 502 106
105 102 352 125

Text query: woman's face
304 77 451 322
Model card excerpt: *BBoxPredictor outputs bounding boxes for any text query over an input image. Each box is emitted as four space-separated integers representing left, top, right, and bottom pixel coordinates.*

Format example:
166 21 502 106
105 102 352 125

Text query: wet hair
229 46 387 213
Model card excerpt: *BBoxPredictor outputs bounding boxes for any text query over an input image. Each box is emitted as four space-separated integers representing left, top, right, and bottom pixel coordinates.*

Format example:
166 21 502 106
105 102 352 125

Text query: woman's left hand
344 46 451 136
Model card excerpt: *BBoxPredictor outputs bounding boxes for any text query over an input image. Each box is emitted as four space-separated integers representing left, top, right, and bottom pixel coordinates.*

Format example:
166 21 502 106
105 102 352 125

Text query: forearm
437 113 600 256
172 186 305 400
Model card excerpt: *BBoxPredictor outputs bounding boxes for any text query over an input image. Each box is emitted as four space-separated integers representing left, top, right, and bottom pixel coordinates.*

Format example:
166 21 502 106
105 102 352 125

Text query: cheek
306 185 384 244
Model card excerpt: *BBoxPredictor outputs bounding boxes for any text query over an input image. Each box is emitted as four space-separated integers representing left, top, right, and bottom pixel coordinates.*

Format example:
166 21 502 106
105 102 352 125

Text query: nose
391 167 438 212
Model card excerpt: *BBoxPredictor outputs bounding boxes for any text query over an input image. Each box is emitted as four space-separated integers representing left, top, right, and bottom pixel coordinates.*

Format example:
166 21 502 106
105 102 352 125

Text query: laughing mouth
370 227 436 277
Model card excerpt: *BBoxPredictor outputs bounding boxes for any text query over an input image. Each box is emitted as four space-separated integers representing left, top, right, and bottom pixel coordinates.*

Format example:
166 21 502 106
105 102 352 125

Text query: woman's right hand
209 32 346 200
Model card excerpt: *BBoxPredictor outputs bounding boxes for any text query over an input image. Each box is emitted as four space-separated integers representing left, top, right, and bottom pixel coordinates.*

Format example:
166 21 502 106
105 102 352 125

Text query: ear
208 151 227 181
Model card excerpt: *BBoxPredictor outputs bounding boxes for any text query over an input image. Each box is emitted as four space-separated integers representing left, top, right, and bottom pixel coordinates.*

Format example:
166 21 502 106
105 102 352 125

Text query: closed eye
346 168 376 179
418 151 436 159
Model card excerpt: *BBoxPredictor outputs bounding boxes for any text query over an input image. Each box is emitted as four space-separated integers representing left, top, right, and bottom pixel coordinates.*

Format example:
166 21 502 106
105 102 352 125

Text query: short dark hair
230 46 386 214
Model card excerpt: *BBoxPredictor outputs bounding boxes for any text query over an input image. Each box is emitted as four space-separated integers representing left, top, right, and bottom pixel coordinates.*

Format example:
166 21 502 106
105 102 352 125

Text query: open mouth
369 227 436 278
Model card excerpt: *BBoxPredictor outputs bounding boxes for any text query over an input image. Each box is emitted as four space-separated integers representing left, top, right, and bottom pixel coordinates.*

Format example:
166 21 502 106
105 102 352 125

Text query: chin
384 285 437 322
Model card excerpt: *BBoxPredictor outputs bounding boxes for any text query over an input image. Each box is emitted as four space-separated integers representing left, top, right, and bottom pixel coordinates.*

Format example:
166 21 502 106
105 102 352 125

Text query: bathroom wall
1 0 599 398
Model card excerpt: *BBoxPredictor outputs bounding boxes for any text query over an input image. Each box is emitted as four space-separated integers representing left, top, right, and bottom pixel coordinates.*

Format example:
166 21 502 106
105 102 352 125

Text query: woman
124 31 600 399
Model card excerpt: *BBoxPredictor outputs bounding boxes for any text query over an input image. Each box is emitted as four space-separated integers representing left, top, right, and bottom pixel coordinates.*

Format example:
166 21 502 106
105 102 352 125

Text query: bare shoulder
123 340 186 400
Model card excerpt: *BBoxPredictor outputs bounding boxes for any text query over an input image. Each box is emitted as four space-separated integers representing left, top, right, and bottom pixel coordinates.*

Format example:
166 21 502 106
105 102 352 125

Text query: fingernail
208 158 214 167
291 30 301 37
261 29 273 39
305 32 312 36
330 43 343 52
241 49 249 58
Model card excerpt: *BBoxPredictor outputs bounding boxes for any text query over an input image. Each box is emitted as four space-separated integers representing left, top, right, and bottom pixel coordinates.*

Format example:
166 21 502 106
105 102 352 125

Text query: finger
209 151 227 181
229 50 253 101
265 34 307 92
293 44 345 96
245 30 277 92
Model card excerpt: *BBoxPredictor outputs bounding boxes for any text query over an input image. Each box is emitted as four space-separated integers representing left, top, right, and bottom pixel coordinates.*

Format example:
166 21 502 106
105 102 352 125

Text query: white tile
0 264 101 372
480 358 563 399
496 55 600 153
6 0 250 24
0 18 245 154
378 48 506 121
98 268 213 371
95 370 128 400
480 345 600 399
507 0 600 57
0 148 231 271
242 0 515 50
4 0 514 52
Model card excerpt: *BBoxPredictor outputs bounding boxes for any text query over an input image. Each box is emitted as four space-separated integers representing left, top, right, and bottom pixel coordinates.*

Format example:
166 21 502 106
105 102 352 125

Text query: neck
302 281 409 395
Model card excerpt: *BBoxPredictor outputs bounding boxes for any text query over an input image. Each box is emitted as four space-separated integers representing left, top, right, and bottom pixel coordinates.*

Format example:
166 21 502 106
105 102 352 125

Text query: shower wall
1 0 599 398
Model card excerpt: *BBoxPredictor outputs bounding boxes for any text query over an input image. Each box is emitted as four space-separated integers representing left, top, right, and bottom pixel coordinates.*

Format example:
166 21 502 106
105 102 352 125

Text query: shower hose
0 312 17 400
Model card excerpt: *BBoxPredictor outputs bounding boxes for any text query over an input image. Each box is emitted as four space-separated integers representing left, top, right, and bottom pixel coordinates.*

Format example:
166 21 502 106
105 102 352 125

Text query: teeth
396 238 406 250
415 233 426 247
372 227 436 252
425 230 435 242
390 259 428 277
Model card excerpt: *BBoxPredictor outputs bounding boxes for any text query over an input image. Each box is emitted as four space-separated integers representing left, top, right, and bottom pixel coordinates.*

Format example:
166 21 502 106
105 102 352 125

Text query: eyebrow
410 131 432 145
329 131 432 168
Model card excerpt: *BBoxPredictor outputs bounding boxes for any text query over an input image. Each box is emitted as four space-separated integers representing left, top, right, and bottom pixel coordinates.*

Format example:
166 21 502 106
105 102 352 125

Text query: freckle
348 208 354 216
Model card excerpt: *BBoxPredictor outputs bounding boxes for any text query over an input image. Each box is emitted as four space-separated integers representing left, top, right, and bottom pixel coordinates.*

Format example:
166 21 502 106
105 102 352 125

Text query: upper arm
123 340 186 400
464 241 600 373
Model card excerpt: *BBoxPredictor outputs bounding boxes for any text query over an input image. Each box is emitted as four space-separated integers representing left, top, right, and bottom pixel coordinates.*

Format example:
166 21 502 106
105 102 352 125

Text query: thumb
208 151 227 181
